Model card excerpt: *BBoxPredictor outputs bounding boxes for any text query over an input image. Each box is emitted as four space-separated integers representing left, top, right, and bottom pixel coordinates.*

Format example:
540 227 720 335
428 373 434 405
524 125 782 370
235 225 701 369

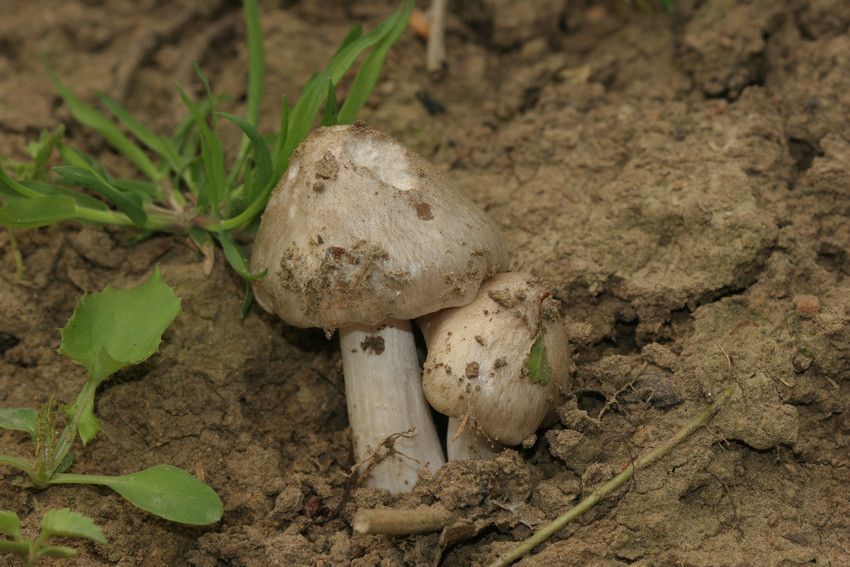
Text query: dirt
1 0 849 565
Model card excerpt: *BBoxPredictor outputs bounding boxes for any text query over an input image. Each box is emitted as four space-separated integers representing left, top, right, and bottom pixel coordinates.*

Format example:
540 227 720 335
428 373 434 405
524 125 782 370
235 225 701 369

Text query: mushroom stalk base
341 319 445 493
447 417 500 461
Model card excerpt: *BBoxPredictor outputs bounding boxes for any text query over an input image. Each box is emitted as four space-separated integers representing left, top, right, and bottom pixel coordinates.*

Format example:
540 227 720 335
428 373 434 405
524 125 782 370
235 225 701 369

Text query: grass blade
216 232 266 280
217 112 272 200
22 180 109 211
242 0 264 131
177 85 226 215
0 167 41 199
320 77 338 127
47 65 161 182
97 93 186 187
335 24 364 56
53 166 147 226
338 0 413 124
0 195 81 228
283 72 332 165
271 98 289 184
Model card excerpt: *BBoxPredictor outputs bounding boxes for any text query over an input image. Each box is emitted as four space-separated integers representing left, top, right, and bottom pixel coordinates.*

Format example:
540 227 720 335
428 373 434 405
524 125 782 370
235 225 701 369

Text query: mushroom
418 272 572 459
250 124 506 492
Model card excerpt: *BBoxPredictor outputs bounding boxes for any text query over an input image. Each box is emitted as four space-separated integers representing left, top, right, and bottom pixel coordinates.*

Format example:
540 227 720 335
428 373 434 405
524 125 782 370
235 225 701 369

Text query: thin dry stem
353 504 457 535
488 387 735 567
426 0 448 73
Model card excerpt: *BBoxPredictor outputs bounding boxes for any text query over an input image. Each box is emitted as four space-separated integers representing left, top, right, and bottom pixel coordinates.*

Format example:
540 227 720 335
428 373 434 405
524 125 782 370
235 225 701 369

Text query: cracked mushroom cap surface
250 124 507 330
419 272 573 445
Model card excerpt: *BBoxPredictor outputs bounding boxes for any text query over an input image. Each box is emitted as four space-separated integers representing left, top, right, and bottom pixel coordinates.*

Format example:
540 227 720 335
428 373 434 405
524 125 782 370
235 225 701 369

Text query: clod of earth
418 272 573 459
250 123 507 492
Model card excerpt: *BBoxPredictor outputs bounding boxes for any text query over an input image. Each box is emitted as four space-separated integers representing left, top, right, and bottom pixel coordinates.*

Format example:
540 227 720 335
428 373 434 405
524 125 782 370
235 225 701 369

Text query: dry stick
353 504 457 536
489 387 734 567
6 229 26 280
426 0 448 73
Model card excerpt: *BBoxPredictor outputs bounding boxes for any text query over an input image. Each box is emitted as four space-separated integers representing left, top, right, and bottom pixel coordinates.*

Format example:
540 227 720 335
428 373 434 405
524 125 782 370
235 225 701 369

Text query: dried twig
426 0 448 74
353 504 457 535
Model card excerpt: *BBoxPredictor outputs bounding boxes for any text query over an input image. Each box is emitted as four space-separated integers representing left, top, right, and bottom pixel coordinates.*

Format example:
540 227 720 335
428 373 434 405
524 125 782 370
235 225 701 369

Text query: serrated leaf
527 335 551 385
40 509 106 544
0 408 38 439
101 465 222 525
0 510 21 538
59 269 180 442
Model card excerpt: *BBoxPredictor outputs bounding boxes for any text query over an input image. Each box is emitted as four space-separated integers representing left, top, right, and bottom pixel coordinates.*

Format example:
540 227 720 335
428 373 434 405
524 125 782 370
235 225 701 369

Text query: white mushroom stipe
341 320 444 492
446 417 500 461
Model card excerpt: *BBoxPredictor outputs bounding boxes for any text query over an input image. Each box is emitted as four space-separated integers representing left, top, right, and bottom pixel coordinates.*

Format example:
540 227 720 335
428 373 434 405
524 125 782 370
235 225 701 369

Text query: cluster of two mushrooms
250 125 571 493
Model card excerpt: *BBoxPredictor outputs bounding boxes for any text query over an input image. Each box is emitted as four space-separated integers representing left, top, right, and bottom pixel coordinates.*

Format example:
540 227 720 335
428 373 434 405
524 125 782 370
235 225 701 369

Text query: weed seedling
0 270 222 525
0 0 413 308
0 508 106 567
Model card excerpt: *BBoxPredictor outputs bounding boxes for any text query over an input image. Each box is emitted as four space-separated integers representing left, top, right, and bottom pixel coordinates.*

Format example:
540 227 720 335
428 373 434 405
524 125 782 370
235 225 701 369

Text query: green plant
0 270 222 525
0 0 413 304
0 508 106 567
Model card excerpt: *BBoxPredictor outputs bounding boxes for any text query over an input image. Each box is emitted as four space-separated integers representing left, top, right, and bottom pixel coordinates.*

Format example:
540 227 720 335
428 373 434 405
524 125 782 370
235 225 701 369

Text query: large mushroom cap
420 272 573 445
250 124 507 330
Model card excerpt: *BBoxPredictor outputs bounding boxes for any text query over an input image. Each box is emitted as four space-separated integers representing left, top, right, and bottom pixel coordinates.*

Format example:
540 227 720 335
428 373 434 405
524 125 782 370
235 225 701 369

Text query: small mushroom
250 124 506 491
418 272 572 459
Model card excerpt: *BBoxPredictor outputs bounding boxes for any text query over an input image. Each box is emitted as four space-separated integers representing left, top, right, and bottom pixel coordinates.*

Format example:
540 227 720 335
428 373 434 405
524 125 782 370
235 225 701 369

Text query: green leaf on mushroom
527 334 551 385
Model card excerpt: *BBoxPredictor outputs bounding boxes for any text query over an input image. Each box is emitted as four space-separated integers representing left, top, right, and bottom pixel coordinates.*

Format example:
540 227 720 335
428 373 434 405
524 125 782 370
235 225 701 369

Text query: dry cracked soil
1 0 849 565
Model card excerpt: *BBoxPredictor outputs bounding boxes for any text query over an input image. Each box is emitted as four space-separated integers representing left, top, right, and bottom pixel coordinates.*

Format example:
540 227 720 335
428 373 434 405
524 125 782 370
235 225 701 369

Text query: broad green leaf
0 408 38 439
40 509 106 544
102 465 222 525
0 195 79 228
47 66 160 181
527 335 551 385
59 269 181 442
0 540 29 556
0 510 21 537
53 166 147 226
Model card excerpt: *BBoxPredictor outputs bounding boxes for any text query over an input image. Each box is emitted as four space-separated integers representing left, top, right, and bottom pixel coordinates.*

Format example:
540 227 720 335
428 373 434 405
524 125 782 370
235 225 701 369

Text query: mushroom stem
340 319 445 492
446 417 500 461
